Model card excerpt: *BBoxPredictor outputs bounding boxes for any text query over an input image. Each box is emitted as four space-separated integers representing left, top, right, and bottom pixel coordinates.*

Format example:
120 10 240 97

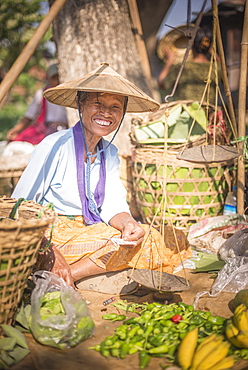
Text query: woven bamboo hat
43 63 160 113
157 24 194 64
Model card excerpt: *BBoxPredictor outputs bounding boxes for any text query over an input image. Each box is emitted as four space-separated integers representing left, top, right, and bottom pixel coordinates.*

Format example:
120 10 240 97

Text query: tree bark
50 0 150 92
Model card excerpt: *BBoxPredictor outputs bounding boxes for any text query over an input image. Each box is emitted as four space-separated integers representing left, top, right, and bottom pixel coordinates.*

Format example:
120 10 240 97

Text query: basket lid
176 144 241 163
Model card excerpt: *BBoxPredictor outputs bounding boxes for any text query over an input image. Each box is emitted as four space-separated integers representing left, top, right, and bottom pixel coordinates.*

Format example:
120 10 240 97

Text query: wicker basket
0 154 30 197
132 146 233 231
0 197 55 325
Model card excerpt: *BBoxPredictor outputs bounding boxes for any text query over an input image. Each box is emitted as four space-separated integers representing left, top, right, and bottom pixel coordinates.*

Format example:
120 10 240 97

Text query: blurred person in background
157 26 220 104
6 63 68 145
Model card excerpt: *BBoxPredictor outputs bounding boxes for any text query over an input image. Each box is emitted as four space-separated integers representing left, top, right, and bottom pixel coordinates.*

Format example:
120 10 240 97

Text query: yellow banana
234 303 247 315
177 327 198 370
206 355 235 370
232 309 248 331
190 335 224 370
225 320 239 340
233 331 248 348
195 341 230 370
194 334 216 353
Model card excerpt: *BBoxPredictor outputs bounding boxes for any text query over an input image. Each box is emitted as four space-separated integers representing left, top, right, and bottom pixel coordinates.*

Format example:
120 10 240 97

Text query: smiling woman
11 63 192 291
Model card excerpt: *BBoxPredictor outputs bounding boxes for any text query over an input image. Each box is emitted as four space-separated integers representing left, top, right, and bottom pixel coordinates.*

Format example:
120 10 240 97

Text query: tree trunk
51 0 150 92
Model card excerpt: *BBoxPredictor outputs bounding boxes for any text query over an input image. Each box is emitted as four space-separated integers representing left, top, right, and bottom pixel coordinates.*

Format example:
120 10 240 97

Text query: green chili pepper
240 348 248 360
112 340 124 349
128 341 144 355
127 325 139 338
179 331 187 340
167 343 177 356
148 336 162 347
129 335 144 344
137 327 145 336
102 313 118 320
110 347 120 357
189 315 205 326
102 313 126 321
160 319 173 328
124 317 137 325
115 324 128 340
207 315 226 325
148 344 169 354
139 350 151 369
120 342 130 359
103 335 118 346
100 345 110 358
144 323 154 337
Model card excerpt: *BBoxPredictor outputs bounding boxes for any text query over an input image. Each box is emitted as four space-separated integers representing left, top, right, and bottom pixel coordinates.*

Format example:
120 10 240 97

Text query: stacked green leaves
0 324 30 369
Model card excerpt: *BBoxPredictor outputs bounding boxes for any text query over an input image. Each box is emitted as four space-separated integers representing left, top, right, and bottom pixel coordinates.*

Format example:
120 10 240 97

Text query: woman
157 26 221 104
12 63 192 289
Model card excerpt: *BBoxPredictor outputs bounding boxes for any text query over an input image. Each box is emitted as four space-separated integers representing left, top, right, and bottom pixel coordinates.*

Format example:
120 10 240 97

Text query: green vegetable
0 338 16 351
128 341 144 355
102 313 126 322
1 325 28 349
148 344 169 354
120 343 130 359
139 350 151 369
207 315 226 325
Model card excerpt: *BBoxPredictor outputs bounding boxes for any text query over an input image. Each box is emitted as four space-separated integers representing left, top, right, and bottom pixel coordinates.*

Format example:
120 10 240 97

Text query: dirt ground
11 269 248 370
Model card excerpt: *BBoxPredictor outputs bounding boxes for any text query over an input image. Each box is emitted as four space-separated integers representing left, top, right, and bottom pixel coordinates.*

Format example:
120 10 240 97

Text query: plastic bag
188 214 248 254
30 270 95 349
194 257 248 308
219 229 248 259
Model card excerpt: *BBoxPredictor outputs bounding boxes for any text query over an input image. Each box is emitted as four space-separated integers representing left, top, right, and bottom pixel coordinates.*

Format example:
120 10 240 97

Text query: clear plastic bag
194 257 248 308
30 270 95 349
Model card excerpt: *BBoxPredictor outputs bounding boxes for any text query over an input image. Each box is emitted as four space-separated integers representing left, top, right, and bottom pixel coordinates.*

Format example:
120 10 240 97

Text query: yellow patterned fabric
44 216 192 273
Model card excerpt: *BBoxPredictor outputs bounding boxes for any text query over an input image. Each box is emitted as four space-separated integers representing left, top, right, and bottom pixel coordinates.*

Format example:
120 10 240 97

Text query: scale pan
176 145 241 163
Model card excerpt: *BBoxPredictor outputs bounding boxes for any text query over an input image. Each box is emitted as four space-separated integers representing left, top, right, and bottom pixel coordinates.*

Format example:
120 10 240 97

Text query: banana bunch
225 303 248 348
177 328 234 370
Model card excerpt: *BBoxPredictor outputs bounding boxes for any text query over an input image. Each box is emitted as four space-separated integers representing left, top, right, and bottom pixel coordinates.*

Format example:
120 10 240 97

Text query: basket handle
9 198 25 220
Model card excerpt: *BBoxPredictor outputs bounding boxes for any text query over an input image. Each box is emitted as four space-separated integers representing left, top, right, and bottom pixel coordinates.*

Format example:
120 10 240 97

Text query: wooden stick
0 0 68 106
237 0 248 214
212 1 238 138
127 0 155 97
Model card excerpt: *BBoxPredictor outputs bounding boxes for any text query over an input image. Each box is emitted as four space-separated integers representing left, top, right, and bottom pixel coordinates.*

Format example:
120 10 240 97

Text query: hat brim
157 24 194 63
43 64 160 113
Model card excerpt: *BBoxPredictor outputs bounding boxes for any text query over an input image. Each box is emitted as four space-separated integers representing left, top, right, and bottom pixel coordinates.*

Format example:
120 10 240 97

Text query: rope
165 0 208 103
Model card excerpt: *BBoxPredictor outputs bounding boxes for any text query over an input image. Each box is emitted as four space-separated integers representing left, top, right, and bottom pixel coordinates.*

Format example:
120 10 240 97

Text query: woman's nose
100 104 111 115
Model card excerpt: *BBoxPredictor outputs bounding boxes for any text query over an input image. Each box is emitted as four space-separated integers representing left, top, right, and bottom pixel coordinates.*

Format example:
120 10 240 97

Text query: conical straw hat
157 24 194 64
43 63 160 113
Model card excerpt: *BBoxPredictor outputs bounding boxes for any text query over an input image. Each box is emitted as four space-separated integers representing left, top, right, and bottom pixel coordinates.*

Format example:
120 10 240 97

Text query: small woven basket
0 197 55 325
132 146 232 231
0 154 30 197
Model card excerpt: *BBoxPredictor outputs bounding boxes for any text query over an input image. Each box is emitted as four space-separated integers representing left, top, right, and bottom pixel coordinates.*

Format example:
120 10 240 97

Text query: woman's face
79 92 125 140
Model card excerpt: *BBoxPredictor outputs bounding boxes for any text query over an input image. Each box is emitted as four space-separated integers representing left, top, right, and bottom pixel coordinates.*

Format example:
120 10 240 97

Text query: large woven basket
132 146 233 231
0 197 55 325
0 154 30 197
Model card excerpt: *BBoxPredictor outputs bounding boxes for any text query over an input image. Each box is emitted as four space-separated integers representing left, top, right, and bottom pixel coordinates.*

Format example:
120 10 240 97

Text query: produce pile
0 325 29 368
90 299 248 369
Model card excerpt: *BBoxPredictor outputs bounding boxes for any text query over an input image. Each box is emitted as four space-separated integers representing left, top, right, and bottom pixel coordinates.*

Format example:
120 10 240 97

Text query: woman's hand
50 246 74 287
109 212 145 246
37 242 74 287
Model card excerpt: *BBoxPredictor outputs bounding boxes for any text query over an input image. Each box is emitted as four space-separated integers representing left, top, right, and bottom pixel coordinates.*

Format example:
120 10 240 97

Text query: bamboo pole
127 0 155 97
0 0 68 107
211 0 238 137
237 0 248 214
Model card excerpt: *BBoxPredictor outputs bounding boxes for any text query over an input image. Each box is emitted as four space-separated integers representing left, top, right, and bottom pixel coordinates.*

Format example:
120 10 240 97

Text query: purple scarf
73 121 106 225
